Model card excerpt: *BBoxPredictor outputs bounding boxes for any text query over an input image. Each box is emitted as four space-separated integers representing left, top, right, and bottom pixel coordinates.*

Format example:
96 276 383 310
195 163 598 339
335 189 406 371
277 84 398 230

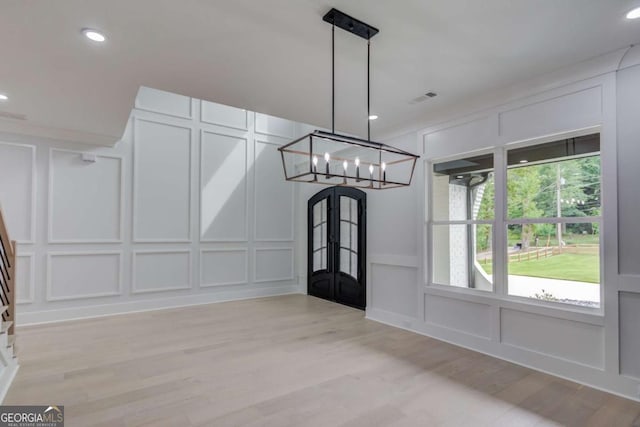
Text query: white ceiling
1 0 640 145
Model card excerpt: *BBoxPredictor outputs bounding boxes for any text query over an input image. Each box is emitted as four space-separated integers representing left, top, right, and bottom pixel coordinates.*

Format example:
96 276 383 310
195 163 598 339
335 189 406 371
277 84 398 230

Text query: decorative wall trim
254 113 295 139
500 307 605 370
253 247 295 283
46 251 123 301
0 141 36 244
253 139 295 242
199 129 249 242
199 100 248 131
19 285 300 326
424 294 492 340
134 87 193 120
369 254 419 268
423 284 605 327
366 307 416 331
47 148 125 244
619 275 640 293
199 248 249 287
131 249 192 294
497 85 602 143
368 258 419 319
132 117 193 243
16 252 35 304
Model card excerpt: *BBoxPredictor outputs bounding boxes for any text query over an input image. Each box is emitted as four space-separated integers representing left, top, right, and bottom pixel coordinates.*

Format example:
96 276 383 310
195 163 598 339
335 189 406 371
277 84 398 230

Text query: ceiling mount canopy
278 8 419 190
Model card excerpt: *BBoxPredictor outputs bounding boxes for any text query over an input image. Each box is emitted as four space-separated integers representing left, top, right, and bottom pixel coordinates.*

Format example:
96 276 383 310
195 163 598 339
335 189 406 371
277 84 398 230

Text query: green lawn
480 253 599 284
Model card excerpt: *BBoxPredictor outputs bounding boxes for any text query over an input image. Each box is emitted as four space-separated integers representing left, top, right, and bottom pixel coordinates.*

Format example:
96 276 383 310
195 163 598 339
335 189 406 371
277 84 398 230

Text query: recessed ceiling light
368 115 378 120
0 94 8 101
456 175 464 179
519 159 529 164
627 7 640 19
82 28 106 42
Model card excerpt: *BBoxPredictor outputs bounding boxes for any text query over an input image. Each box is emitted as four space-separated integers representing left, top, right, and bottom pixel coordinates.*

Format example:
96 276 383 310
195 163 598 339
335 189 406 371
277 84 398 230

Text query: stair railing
0 206 16 342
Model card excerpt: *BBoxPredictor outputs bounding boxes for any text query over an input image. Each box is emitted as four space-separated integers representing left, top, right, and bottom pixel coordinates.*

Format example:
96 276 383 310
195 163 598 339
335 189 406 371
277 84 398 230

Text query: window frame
426 131 604 314
427 147 497 292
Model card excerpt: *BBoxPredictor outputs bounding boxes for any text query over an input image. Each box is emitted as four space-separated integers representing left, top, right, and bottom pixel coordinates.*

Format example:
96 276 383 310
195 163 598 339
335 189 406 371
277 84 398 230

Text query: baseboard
18 285 300 326
365 307 417 330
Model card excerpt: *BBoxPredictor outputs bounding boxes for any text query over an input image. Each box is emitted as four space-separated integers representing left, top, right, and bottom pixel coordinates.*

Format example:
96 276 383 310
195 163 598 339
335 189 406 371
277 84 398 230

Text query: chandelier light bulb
312 156 318 166
323 152 330 178
368 163 375 187
382 162 387 184
343 160 348 171
355 157 360 167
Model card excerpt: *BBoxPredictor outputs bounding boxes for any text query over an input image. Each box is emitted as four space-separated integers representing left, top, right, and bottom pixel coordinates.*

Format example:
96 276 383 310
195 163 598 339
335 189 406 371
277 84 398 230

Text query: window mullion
494 148 508 296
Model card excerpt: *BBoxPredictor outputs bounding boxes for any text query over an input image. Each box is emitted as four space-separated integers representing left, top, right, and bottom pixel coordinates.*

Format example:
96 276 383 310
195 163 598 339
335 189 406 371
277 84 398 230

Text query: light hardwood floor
6 295 640 426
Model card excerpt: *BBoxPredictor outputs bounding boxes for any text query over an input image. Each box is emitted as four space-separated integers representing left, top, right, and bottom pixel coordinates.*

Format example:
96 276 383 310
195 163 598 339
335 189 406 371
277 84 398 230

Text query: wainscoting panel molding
0 142 36 243
200 249 249 287
16 253 35 304
46 252 123 301
254 247 294 283
200 131 248 242
132 250 192 294
201 101 248 131
48 149 124 243
254 140 294 242
133 118 192 242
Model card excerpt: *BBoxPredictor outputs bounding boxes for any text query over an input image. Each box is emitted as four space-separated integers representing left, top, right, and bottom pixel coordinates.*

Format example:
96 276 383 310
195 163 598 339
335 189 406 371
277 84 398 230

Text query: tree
475 175 495 252
508 167 543 247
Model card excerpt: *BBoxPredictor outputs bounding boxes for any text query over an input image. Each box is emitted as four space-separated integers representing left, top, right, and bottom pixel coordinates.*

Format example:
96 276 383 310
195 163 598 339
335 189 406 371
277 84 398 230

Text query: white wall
363 49 640 401
1 87 303 324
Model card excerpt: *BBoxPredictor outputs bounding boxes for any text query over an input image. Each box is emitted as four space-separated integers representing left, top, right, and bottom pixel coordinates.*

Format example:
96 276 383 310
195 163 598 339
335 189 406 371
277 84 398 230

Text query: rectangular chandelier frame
278 130 419 190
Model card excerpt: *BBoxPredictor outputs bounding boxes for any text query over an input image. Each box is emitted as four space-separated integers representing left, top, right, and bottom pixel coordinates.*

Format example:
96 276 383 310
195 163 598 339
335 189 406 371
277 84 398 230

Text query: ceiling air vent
409 92 438 105
0 111 27 120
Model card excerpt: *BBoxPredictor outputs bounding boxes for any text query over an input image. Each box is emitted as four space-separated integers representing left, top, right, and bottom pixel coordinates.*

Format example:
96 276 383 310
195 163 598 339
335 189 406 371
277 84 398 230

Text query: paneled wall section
364 66 640 401
4 87 301 324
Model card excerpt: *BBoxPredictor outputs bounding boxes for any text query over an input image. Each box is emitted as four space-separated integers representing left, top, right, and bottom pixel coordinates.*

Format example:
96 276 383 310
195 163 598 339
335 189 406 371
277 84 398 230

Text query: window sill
424 283 604 326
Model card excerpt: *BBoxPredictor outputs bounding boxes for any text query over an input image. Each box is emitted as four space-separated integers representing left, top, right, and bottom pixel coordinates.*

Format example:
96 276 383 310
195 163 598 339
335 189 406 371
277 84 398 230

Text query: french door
308 187 366 309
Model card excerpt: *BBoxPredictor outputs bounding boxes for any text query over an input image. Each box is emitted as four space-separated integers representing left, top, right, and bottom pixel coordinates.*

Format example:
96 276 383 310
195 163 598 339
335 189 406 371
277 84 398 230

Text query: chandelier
278 8 419 190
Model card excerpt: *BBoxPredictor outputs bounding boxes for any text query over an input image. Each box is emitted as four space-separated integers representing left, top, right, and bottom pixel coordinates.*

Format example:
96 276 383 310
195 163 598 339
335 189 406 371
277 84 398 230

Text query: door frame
307 186 367 309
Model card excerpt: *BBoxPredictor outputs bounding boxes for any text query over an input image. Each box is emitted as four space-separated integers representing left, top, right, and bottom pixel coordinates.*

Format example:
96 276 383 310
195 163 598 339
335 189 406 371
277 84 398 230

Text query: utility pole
556 163 563 251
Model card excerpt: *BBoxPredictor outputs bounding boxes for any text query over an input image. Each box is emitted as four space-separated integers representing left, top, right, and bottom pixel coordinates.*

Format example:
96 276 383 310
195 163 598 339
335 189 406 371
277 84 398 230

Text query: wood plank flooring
6 295 640 426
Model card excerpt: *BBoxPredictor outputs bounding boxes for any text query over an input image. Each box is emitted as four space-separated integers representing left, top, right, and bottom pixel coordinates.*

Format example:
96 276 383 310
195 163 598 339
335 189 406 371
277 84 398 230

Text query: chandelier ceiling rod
332 23 335 134
324 8 378 139
367 38 371 142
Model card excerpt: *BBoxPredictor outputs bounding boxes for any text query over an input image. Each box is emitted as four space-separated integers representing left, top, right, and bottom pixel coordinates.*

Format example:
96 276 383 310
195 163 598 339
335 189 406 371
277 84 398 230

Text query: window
428 133 601 309
431 153 495 291
506 134 601 307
